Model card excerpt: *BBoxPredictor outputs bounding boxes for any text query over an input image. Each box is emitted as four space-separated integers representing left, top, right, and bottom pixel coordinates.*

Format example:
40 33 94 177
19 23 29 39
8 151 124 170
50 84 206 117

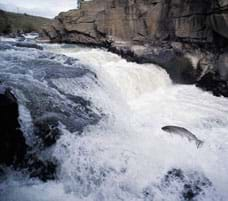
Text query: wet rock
15 42 43 50
0 166 6 180
25 154 57 182
67 95 95 114
159 53 197 84
34 113 62 147
210 2 228 41
64 57 78 65
196 72 228 97
143 168 215 201
110 43 201 84
196 56 214 79
0 42 102 182
217 52 228 80
0 86 57 181
139 50 198 84
171 42 183 51
163 169 213 201
0 86 27 166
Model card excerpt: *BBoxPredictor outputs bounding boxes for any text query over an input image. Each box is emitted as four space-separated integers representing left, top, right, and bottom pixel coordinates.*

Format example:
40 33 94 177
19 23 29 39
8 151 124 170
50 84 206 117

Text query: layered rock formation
43 0 228 95
44 0 228 46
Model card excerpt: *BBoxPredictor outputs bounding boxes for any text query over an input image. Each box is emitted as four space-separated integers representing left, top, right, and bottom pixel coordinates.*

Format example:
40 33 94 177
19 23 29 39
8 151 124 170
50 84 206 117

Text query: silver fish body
162 126 204 148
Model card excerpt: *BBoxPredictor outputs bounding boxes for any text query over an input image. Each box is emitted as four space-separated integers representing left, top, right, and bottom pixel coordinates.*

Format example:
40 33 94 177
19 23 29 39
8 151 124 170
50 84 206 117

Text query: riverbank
0 10 51 36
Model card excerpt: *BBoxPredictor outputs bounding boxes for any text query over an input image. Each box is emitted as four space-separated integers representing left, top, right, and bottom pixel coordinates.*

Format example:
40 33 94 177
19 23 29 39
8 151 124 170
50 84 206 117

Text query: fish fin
196 140 204 149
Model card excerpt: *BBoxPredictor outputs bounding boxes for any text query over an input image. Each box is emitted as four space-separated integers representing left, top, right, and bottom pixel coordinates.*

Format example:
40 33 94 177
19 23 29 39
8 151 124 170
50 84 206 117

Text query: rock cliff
44 0 228 46
43 0 228 95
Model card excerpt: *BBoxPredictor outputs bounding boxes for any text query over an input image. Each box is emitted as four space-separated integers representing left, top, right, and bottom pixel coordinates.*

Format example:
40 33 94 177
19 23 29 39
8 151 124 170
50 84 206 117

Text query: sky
0 0 78 18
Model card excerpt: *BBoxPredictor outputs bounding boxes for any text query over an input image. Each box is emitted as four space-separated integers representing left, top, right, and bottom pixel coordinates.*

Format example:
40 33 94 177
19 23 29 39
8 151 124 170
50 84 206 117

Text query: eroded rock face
109 42 214 84
44 0 228 46
43 0 228 94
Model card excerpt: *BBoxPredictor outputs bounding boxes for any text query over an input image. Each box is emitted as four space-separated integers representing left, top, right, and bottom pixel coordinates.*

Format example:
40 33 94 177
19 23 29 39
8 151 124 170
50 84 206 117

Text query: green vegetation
0 10 51 34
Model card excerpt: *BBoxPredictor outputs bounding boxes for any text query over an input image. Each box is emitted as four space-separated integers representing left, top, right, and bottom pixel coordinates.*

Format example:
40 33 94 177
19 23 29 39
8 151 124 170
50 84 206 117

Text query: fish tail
196 140 204 148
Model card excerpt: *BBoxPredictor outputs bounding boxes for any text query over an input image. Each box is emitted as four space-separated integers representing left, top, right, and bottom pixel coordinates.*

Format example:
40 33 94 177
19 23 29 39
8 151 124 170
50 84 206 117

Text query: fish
161 125 204 148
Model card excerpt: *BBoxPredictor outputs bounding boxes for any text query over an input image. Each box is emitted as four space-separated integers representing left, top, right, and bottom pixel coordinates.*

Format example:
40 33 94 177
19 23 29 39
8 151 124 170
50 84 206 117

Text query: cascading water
0 39 228 201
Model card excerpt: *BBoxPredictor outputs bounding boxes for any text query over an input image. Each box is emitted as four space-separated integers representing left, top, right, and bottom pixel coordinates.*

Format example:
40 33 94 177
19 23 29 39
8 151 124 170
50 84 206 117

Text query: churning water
0 39 228 201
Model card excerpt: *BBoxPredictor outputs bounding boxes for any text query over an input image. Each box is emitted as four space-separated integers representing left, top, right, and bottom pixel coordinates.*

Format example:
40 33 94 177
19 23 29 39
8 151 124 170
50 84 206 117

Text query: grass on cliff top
0 10 52 34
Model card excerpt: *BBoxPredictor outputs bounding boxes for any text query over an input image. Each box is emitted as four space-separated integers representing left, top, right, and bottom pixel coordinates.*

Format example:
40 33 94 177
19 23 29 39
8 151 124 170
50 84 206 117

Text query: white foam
18 104 34 146
1 43 228 201
0 37 17 42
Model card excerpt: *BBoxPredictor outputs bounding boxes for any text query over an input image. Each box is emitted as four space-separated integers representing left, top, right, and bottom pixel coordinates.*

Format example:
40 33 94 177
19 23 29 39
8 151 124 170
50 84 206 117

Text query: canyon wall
43 0 228 95
44 0 228 46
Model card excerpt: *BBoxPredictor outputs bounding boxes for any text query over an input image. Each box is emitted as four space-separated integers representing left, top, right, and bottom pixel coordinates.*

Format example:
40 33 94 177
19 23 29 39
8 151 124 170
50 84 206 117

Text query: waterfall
0 42 228 201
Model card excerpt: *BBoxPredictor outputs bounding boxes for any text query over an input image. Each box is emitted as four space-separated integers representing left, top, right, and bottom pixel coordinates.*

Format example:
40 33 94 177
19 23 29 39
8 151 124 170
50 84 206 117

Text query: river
0 38 228 201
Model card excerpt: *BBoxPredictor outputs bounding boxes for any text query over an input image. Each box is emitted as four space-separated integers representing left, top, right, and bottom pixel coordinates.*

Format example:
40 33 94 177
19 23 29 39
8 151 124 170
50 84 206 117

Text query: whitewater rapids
0 41 228 201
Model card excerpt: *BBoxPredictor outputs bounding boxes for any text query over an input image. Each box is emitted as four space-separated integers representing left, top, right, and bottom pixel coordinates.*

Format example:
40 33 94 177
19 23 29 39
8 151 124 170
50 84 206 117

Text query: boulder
15 42 43 50
34 113 62 148
143 168 215 201
163 169 213 201
0 86 27 166
24 154 57 182
196 72 228 97
0 86 57 181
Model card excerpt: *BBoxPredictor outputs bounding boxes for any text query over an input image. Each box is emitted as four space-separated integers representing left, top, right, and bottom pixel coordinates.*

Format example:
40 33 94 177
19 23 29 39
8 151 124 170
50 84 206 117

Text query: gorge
0 1 228 201
44 0 228 93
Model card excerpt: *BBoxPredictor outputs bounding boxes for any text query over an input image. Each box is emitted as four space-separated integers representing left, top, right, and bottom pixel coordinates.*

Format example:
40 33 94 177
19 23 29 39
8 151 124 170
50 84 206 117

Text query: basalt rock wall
44 0 228 46
43 0 228 96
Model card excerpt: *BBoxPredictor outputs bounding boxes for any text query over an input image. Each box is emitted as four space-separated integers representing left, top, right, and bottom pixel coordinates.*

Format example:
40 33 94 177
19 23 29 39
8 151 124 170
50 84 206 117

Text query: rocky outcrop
109 42 215 84
43 0 228 96
15 42 44 50
0 86 56 181
143 168 216 201
196 72 228 97
44 0 228 46
0 86 27 166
